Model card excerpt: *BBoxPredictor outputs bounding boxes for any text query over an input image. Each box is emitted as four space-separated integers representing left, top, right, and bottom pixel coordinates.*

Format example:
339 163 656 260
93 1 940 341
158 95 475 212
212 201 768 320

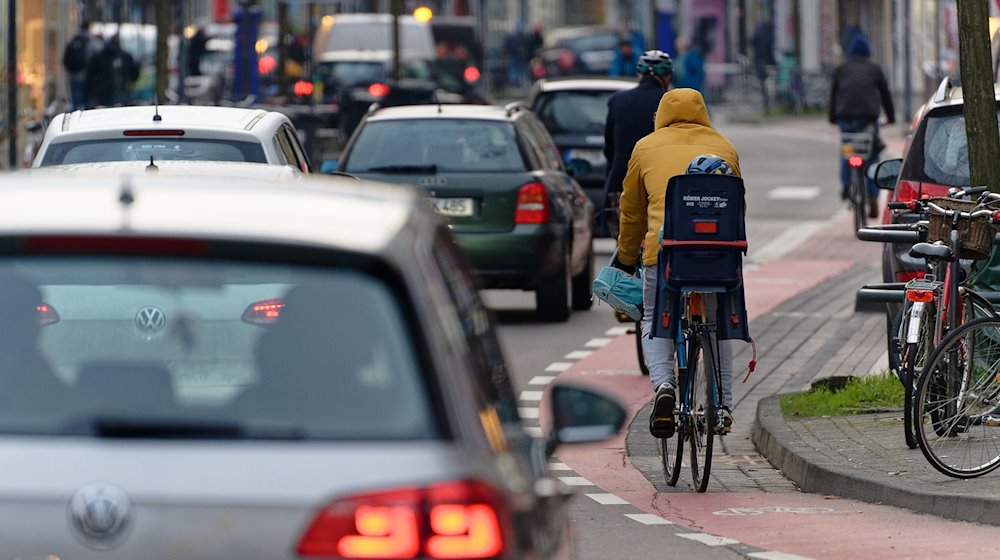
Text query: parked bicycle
841 124 878 234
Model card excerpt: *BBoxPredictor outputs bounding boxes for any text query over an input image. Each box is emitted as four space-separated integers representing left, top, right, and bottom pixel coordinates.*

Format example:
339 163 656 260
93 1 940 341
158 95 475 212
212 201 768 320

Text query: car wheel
536 244 572 323
571 242 594 311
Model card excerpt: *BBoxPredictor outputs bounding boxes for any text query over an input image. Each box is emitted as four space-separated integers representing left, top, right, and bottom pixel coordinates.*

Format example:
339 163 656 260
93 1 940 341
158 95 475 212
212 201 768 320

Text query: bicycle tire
689 331 715 492
634 322 649 376
851 168 867 233
914 317 1000 478
660 420 682 486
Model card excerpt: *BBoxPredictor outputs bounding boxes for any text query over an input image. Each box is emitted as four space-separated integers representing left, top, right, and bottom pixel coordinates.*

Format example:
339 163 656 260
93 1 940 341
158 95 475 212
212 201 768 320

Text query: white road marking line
519 407 539 419
767 186 821 200
586 493 629 505
605 326 631 336
748 552 816 560
624 513 673 525
547 462 572 470
677 533 740 546
529 375 556 385
557 476 593 486
565 350 593 359
585 337 612 348
544 362 573 372
523 426 543 437
520 391 544 401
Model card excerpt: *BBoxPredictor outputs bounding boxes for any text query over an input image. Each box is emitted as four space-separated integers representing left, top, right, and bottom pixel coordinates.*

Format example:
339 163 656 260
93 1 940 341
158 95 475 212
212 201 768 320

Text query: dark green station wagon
337 103 595 322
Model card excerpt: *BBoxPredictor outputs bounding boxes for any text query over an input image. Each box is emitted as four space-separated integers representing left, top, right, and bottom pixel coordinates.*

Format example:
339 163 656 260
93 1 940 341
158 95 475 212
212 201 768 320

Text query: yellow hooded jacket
616 88 741 268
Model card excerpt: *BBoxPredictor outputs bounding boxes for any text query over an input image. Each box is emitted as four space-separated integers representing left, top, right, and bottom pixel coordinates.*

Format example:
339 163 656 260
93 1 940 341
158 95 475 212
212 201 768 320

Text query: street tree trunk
154 0 170 103
957 0 1000 191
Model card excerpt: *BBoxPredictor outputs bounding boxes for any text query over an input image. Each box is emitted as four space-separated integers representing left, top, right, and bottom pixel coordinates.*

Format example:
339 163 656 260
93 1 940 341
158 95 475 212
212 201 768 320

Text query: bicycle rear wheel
914 317 1000 478
689 332 715 492
850 168 867 233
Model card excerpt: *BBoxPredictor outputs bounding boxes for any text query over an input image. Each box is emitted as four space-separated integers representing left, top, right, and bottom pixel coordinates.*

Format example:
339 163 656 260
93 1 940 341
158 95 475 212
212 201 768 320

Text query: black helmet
636 50 673 78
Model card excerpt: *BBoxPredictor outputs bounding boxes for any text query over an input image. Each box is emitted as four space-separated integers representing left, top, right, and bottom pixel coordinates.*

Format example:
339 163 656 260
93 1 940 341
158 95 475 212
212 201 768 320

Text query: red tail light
848 155 865 168
297 481 507 559
514 182 549 224
906 289 935 303
896 270 925 282
242 299 284 325
557 49 575 71
368 83 390 97
37 303 59 326
463 66 481 83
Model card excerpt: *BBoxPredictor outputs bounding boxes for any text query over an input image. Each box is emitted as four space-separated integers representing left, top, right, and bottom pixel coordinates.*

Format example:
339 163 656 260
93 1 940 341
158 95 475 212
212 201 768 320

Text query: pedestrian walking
751 20 776 112
62 20 101 110
677 40 706 93
85 35 140 108
609 36 639 77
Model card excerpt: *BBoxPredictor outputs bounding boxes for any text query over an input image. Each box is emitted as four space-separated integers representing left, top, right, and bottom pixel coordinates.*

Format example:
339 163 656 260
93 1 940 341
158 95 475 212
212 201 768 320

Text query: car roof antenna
146 155 158 173
433 91 442 114
153 96 162 122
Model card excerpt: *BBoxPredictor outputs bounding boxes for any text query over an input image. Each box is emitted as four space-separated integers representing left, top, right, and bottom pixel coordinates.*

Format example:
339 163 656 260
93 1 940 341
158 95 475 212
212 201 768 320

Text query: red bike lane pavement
545 246 1000 558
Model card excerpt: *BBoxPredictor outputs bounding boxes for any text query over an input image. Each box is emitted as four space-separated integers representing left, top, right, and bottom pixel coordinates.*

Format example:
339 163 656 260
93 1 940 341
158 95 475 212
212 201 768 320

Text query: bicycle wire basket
925 197 1000 260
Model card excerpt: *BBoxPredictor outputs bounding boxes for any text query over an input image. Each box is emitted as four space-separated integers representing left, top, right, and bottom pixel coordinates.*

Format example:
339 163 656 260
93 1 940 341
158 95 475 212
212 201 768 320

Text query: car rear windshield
536 90 615 134
0 258 438 440
38 138 268 166
905 108 1000 186
344 119 527 173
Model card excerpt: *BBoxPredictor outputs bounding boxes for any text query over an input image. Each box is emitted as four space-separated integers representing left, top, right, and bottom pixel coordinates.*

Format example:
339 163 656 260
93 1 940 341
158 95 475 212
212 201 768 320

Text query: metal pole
7 0 16 168
903 0 912 126
391 0 401 82
934 0 941 80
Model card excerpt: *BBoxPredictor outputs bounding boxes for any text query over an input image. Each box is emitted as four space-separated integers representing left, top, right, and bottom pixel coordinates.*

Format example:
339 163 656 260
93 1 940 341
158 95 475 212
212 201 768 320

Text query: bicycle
840 124 877 234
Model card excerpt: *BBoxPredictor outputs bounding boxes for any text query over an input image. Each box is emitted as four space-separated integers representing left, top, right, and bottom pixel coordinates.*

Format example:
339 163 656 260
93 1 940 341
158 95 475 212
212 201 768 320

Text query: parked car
31 105 311 172
540 26 620 77
335 102 595 322
0 169 625 557
529 76 636 235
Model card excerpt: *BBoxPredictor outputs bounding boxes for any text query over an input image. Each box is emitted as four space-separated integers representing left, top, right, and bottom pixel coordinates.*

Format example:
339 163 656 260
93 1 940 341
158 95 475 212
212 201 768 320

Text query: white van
312 13 435 59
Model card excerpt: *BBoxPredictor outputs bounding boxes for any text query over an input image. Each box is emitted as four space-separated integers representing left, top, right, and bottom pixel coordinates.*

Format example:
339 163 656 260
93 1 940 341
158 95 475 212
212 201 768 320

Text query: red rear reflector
37 303 59 326
463 66 481 83
906 289 935 303
896 270 925 283
23 236 208 255
515 182 549 224
368 83 390 97
294 80 315 96
693 221 718 234
242 299 284 325
123 129 185 136
848 155 864 168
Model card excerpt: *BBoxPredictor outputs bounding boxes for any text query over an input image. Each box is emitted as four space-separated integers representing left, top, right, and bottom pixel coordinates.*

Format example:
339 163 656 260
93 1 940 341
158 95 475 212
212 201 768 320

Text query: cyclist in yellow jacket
612 87 741 438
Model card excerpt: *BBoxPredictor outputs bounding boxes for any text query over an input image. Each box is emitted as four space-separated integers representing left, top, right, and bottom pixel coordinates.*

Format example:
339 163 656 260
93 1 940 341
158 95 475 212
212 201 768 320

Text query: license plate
567 148 605 167
432 198 474 217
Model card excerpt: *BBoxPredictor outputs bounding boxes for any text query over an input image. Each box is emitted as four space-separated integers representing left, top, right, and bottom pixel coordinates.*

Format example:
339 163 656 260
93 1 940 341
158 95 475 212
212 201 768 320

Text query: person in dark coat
599 50 673 236
85 35 140 107
829 33 895 217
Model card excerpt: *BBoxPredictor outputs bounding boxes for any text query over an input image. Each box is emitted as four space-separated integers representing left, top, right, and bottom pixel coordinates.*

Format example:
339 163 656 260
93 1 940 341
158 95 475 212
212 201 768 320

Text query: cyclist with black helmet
599 49 673 236
612 87 742 438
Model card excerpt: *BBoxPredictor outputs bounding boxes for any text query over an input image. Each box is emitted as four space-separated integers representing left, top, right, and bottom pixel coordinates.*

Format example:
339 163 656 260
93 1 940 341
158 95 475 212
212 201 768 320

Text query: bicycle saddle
909 242 954 262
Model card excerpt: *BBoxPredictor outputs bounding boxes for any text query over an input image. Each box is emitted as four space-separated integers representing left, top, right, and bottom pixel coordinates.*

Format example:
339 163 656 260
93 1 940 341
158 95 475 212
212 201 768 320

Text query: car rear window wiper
67 416 306 440
366 164 437 174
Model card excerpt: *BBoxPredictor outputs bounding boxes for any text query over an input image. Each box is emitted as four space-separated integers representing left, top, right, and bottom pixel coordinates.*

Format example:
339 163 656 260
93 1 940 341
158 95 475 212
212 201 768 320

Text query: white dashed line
565 350 593 359
586 493 629 505
624 513 673 525
585 338 612 348
544 362 573 372
604 326 631 336
519 391 543 401
547 462 572 470
519 407 539 419
767 186 821 200
523 426 543 437
557 476 593 486
677 533 740 546
748 552 816 560
529 375 556 385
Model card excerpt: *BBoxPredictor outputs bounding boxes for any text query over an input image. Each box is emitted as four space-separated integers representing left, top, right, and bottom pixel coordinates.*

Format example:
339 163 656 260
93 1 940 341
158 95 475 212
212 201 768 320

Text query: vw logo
68 483 133 549
418 177 447 187
135 306 166 334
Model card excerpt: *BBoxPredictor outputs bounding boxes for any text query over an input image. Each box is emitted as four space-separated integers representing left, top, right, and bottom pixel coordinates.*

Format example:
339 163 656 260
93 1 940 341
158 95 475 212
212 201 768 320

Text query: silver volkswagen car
0 171 624 558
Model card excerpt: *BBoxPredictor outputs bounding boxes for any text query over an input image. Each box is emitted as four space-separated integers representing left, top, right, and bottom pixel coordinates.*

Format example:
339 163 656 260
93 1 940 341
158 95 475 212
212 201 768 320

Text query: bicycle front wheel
914 317 1000 478
689 331 715 492
660 422 683 486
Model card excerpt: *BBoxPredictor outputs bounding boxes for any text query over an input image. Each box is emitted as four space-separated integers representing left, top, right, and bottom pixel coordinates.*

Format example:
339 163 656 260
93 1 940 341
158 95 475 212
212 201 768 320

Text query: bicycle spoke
689 333 715 492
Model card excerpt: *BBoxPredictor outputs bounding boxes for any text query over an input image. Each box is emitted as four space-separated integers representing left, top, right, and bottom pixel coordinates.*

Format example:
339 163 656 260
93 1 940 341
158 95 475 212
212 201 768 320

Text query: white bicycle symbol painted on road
713 506 837 516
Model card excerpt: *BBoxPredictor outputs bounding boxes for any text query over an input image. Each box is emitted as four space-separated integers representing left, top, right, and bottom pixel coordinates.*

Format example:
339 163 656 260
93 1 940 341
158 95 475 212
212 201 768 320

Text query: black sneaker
716 406 734 435
649 383 676 438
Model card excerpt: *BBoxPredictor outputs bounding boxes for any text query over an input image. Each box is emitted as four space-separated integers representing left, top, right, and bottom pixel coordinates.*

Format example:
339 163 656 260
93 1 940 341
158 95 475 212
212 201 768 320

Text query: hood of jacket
654 88 712 130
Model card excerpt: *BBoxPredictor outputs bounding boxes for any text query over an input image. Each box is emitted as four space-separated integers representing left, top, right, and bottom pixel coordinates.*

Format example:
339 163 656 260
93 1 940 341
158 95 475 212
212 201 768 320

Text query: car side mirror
566 158 593 178
319 158 339 174
544 383 626 457
872 158 903 190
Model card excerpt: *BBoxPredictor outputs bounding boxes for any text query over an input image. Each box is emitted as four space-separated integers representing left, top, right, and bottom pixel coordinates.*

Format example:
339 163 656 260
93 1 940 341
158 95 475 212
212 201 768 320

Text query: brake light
259 54 277 75
368 83 390 97
463 66 481 83
37 303 59 326
123 129 185 136
295 80 315 97
557 49 575 71
242 299 284 325
848 155 865 168
514 182 549 224
896 270 926 282
297 481 506 559
907 289 935 303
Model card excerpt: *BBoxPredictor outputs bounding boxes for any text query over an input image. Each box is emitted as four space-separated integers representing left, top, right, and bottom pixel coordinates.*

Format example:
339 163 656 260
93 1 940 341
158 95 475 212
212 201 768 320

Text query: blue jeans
69 78 89 111
641 268 733 407
838 119 880 198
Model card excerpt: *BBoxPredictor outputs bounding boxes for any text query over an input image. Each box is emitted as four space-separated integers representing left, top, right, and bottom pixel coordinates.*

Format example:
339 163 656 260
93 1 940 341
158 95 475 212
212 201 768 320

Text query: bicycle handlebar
857 227 923 243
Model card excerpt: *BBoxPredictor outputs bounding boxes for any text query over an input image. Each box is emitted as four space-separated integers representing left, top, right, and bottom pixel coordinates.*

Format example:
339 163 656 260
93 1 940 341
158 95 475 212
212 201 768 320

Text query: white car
31 105 311 172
